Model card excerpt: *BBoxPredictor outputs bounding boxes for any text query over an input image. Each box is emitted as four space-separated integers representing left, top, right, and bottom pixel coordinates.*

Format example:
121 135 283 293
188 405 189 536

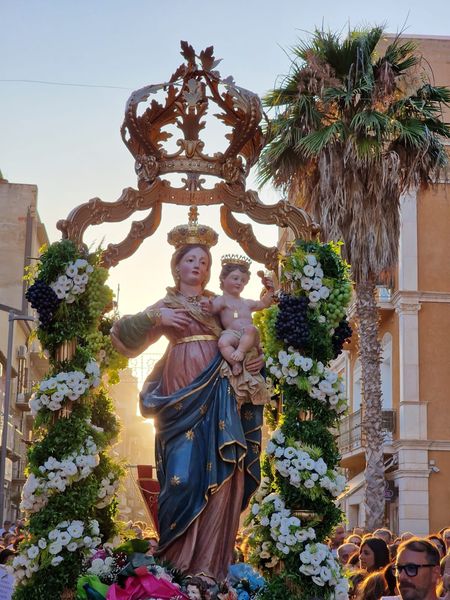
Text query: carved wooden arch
57 42 320 268
57 179 319 272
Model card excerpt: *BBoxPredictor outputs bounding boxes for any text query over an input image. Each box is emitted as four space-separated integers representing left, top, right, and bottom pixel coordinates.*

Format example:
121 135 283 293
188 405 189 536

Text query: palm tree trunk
355 278 385 530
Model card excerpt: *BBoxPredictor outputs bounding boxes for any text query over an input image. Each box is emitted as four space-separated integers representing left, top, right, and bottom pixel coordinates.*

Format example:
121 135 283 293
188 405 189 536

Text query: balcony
0 416 24 461
15 391 31 411
337 408 396 456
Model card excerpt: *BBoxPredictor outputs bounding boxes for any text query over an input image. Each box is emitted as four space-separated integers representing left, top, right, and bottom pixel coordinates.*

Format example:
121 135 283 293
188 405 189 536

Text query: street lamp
0 310 35 524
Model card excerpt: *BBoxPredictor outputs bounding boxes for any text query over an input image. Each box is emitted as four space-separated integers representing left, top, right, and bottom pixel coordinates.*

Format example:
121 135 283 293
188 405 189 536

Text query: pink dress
112 291 246 581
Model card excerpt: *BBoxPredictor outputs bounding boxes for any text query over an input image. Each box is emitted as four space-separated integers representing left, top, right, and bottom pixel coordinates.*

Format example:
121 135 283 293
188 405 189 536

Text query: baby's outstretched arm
200 296 225 315
249 272 275 311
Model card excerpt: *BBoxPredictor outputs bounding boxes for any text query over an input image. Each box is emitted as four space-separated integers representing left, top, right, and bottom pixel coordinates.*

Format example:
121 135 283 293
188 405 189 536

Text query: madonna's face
178 247 210 288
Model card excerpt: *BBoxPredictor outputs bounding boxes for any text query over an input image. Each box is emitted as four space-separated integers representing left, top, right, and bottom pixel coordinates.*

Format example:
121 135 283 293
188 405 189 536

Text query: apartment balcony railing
337 408 396 455
15 391 32 411
0 415 24 461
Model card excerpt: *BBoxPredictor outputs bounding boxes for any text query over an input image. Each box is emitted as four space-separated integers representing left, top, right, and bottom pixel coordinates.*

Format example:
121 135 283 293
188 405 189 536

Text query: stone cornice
392 439 450 451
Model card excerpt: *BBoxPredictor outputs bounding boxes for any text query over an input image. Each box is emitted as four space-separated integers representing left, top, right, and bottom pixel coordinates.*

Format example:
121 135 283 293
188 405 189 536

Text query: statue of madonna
111 219 266 581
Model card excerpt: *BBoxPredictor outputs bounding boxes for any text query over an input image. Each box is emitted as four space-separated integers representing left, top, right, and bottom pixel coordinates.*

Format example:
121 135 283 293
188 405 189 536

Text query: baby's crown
221 254 252 268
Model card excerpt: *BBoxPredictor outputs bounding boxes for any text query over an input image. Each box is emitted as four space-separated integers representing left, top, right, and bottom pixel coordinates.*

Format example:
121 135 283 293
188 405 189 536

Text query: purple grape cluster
275 293 310 349
331 318 352 358
25 280 60 328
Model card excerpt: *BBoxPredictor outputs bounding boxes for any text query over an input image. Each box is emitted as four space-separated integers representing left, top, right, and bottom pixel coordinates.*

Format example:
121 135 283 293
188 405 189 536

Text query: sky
2 0 450 358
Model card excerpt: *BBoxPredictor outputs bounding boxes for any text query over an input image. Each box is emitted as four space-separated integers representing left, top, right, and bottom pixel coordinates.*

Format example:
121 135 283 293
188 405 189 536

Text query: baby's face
222 269 250 295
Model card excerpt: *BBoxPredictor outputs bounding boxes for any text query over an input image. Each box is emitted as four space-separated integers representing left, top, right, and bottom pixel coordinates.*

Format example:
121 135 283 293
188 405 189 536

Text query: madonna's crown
221 254 251 268
168 207 218 249
121 41 264 191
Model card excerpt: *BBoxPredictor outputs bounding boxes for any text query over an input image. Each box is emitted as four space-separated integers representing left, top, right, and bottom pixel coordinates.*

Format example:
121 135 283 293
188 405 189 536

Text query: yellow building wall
428 450 450 532
417 187 450 292
418 303 450 440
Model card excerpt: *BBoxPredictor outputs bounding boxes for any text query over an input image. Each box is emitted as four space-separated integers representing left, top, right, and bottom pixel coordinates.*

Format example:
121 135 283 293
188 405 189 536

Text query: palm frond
350 111 390 140
296 121 345 156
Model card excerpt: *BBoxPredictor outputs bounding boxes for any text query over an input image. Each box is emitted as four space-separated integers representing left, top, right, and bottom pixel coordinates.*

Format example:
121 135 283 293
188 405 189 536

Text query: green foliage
13 551 83 600
251 240 352 598
91 388 121 443
15 240 127 598
34 240 80 284
28 477 100 536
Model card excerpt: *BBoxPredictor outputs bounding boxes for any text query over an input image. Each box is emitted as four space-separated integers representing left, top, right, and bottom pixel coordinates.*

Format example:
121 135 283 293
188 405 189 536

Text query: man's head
2 520 11 531
330 524 346 549
374 528 393 545
395 538 440 600
337 542 359 565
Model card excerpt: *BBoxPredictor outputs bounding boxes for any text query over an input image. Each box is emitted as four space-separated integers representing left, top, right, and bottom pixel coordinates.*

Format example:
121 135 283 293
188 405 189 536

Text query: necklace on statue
178 291 202 306
233 309 239 318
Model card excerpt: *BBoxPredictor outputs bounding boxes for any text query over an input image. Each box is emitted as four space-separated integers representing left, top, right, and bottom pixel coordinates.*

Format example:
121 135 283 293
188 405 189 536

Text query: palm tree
259 26 450 530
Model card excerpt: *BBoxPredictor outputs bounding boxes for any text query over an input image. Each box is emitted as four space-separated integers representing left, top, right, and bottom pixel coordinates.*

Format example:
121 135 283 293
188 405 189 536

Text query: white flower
319 286 330 299
312 277 323 290
67 521 84 539
38 538 47 550
66 264 77 278
315 458 327 475
301 277 313 291
251 503 260 516
303 265 315 277
67 542 78 552
304 479 315 489
301 358 313 372
309 291 321 304
74 258 88 269
306 254 317 267
266 441 276 455
58 531 71 546
27 546 39 560
48 541 63 555
272 429 285 444
51 556 64 566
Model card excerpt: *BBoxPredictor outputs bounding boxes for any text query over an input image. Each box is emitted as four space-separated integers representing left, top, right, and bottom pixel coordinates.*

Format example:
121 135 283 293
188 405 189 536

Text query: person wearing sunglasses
393 538 441 600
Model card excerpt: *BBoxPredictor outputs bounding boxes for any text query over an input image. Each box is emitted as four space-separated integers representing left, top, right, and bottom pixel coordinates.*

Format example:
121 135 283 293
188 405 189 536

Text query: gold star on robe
244 409 253 421
185 429 195 440
199 404 207 415
170 522 177 530
170 475 181 486
219 420 225 430
174 401 183 412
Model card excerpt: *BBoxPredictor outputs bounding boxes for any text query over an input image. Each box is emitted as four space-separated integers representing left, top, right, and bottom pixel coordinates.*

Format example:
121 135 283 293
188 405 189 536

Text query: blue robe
140 353 263 551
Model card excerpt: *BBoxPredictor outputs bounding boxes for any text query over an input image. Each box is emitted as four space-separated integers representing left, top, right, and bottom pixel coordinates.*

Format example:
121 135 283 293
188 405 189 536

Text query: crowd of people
0 520 26 566
325 524 450 599
3 515 450 599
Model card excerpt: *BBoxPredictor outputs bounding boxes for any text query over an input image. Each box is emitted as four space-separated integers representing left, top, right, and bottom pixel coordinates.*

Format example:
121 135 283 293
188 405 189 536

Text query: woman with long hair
359 537 390 573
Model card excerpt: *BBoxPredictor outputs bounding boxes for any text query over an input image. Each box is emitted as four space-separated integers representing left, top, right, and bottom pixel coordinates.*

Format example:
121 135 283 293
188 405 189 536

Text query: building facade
337 36 450 535
0 176 49 521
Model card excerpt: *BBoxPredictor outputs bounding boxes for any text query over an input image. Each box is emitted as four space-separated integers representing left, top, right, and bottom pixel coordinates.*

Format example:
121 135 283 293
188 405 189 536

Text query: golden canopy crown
121 41 264 191
167 206 218 249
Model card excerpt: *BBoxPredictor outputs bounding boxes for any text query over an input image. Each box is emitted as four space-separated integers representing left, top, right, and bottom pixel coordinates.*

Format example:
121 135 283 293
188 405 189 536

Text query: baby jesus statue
201 255 275 376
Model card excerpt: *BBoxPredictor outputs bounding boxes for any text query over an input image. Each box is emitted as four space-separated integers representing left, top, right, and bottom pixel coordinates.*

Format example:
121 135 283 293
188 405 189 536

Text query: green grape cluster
254 306 283 361
85 266 113 320
321 280 353 328
85 330 105 355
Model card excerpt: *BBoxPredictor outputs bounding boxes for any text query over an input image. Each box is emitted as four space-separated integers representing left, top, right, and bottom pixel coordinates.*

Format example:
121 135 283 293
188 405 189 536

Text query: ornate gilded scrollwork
58 42 319 267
